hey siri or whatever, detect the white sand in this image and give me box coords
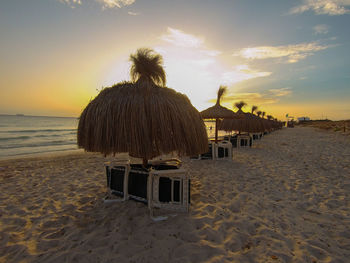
[0,127,349,263]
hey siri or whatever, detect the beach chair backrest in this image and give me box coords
[148,168,190,213]
[128,166,149,203]
[105,164,130,199]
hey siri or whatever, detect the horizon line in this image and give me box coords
[0,113,78,119]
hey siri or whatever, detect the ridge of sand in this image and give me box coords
[0,126,349,262]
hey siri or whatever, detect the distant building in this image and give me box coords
[298,117,310,121]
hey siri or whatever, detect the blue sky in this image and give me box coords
[0,0,349,119]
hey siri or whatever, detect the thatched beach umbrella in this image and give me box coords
[256,110,269,132]
[200,86,237,143]
[78,48,208,166]
[249,105,266,132]
[256,111,262,118]
[267,115,280,130]
[219,102,265,134]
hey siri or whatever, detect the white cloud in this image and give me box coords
[59,0,81,7]
[235,42,330,63]
[290,0,350,15]
[154,28,271,110]
[127,11,140,16]
[222,93,278,106]
[101,28,274,111]
[268,87,292,97]
[98,0,135,9]
[221,65,272,85]
[59,0,135,9]
[313,24,330,34]
[221,88,293,107]
[160,28,205,49]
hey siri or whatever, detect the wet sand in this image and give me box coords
[0,126,349,263]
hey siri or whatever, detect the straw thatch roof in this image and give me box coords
[77,48,208,161]
[219,102,265,133]
[200,86,237,119]
[251,105,258,114]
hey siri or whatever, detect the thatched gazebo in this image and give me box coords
[200,86,237,143]
[77,48,208,166]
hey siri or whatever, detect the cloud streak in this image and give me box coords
[127,11,140,15]
[235,42,331,63]
[59,0,81,7]
[160,28,206,49]
[313,24,330,34]
[269,88,292,97]
[290,0,350,15]
[219,88,293,106]
[221,65,272,85]
[98,0,135,9]
[59,0,135,9]
[154,28,272,110]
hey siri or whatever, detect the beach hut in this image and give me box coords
[77,48,208,217]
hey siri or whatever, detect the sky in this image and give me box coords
[0,0,349,120]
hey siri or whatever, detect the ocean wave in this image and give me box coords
[0,136,31,141]
[0,128,77,133]
[0,140,77,150]
[0,133,76,141]
[0,146,79,159]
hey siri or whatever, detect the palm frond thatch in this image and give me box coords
[216,86,226,105]
[200,86,236,119]
[235,101,247,110]
[130,48,166,86]
[78,82,208,160]
[200,85,240,142]
[219,106,265,133]
[251,105,258,114]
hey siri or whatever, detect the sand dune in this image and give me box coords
[0,126,350,262]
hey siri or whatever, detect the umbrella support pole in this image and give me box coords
[215,118,219,143]
[142,158,148,168]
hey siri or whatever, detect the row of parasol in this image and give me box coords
[77,48,283,164]
[200,86,284,142]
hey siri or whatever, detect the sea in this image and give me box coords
[0,115,228,160]
[205,120,230,139]
[0,115,78,159]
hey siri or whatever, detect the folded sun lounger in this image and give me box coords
[105,159,190,220]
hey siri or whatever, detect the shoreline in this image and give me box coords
[0,149,85,163]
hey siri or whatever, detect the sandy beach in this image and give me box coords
[1,126,350,263]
